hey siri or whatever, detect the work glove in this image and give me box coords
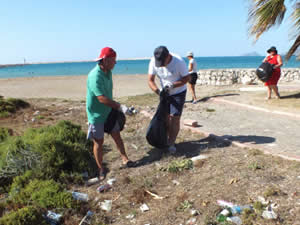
[163,82,174,93]
[119,104,132,115]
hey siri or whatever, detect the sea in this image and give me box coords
[1,56,300,79]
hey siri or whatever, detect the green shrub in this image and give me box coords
[0,120,96,181]
[167,159,193,173]
[0,206,47,225]
[0,97,29,118]
[0,127,12,142]
[10,179,76,209]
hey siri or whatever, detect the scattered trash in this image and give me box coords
[229,178,239,184]
[71,191,89,202]
[186,217,197,224]
[172,180,180,185]
[217,200,251,215]
[44,211,62,225]
[129,106,138,114]
[32,118,36,122]
[270,203,279,209]
[145,190,164,200]
[33,110,40,116]
[126,214,135,219]
[97,184,111,193]
[131,144,138,150]
[220,209,231,216]
[216,214,227,222]
[79,211,94,225]
[190,155,208,162]
[217,200,234,208]
[107,178,116,186]
[262,209,278,219]
[257,196,269,205]
[190,209,200,216]
[86,177,100,186]
[183,119,198,127]
[140,203,150,212]
[100,200,112,212]
[227,216,242,225]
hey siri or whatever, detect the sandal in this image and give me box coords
[119,160,137,169]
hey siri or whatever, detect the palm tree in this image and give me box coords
[248,0,300,60]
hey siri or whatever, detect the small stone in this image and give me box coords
[172,180,180,186]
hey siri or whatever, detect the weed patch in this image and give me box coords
[0,97,30,118]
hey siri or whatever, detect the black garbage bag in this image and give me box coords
[146,90,169,148]
[104,109,126,133]
[256,62,274,82]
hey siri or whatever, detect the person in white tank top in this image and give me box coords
[186,51,198,103]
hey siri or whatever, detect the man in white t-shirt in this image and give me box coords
[187,51,198,103]
[148,46,190,154]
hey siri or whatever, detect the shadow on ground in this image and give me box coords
[280,92,300,99]
[221,134,276,145]
[134,136,230,167]
[199,93,240,102]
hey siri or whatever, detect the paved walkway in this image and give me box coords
[182,96,300,160]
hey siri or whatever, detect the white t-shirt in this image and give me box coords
[189,58,197,73]
[148,53,189,96]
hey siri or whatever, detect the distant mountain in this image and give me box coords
[241,52,261,56]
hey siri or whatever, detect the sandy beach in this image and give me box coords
[0,74,152,100]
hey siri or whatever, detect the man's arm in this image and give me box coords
[97,95,120,110]
[173,75,191,88]
[188,62,193,72]
[148,74,160,95]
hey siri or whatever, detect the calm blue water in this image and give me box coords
[1,56,299,79]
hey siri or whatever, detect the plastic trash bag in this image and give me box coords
[104,109,126,133]
[256,62,274,82]
[146,90,169,148]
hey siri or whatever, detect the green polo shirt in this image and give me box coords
[86,65,113,124]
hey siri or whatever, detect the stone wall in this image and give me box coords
[196,68,300,85]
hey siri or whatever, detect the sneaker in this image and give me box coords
[192,100,198,104]
[168,145,177,154]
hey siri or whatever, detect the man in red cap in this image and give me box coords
[86,47,135,181]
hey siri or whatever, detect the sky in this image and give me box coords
[0,0,297,64]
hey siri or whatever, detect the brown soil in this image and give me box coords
[1,95,300,225]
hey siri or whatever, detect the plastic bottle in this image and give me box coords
[71,191,89,202]
[230,205,252,215]
[44,211,62,225]
[97,184,111,193]
[86,177,100,186]
[79,211,94,225]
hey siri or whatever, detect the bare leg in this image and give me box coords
[188,83,197,101]
[266,86,272,99]
[110,131,129,164]
[272,85,280,98]
[93,138,105,179]
[168,115,181,145]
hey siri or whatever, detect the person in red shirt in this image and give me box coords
[263,46,283,99]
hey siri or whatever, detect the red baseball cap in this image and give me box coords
[95,47,117,61]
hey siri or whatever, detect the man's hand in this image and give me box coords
[163,82,174,93]
[119,104,132,115]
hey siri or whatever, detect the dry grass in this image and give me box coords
[1,96,300,224]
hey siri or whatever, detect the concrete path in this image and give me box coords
[182,96,300,160]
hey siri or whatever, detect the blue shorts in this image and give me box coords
[87,122,120,140]
[168,90,186,116]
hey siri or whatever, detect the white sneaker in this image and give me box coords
[168,145,177,154]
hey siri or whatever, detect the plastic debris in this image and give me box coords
[71,191,89,202]
[220,209,231,216]
[262,206,278,219]
[190,209,200,216]
[145,190,164,199]
[140,203,150,212]
[33,111,40,116]
[107,178,116,186]
[97,184,111,193]
[172,180,180,185]
[190,155,208,162]
[79,211,94,225]
[217,200,234,208]
[257,196,269,205]
[44,211,62,225]
[227,216,242,225]
[186,217,197,224]
[100,200,112,212]
[86,177,100,186]
[126,214,135,219]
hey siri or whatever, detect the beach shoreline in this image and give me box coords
[0,74,151,100]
